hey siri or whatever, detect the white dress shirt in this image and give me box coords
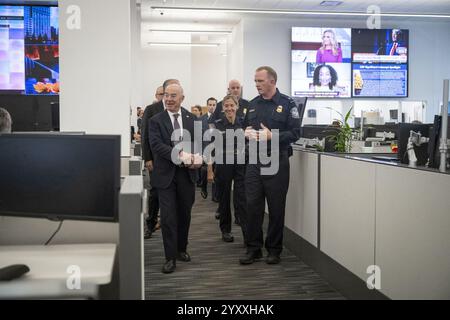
[167,109,184,138]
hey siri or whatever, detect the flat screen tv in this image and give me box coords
[291,27,352,98]
[0,134,120,222]
[351,28,409,98]
[0,5,59,95]
[291,27,409,98]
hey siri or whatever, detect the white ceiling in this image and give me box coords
[142,0,450,18]
[141,0,450,47]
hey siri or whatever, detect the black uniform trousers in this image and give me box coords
[158,166,195,261]
[146,184,159,231]
[245,153,290,255]
[216,163,247,241]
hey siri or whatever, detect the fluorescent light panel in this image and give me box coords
[151,6,450,19]
[149,29,232,34]
[320,1,343,6]
[148,42,220,47]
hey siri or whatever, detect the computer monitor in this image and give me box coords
[389,109,398,120]
[397,123,432,165]
[301,125,340,151]
[0,134,120,222]
[50,102,60,131]
[428,115,450,169]
[291,97,308,126]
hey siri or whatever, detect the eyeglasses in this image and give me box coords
[164,93,178,99]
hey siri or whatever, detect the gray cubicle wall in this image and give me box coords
[284,149,450,299]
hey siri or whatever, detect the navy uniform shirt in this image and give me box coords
[212,112,246,163]
[208,98,250,126]
[243,88,301,153]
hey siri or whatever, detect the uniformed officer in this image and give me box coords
[239,66,301,265]
[208,79,250,126]
[209,79,250,224]
[213,95,248,244]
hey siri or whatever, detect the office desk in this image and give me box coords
[0,243,116,299]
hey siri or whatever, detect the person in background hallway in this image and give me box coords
[209,80,249,224]
[0,107,12,133]
[199,97,217,200]
[191,105,202,118]
[142,81,179,239]
[136,108,144,137]
[240,66,301,265]
[213,95,247,244]
[191,105,204,191]
[148,83,202,274]
[153,86,165,103]
[209,79,250,125]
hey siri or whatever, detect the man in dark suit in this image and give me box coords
[148,83,203,274]
[142,80,179,239]
[387,29,407,56]
[198,98,217,199]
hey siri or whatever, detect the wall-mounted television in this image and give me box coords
[0,5,59,95]
[0,134,121,222]
[352,28,408,98]
[291,27,409,99]
[291,27,352,98]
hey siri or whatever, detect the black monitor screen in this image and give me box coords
[291,96,308,126]
[0,134,120,221]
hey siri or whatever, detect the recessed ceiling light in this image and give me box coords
[149,29,232,35]
[150,6,450,19]
[148,42,220,47]
[320,1,343,6]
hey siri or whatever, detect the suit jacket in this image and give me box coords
[141,100,164,162]
[199,114,209,133]
[148,108,199,189]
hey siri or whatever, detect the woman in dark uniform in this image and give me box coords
[213,95,247,244]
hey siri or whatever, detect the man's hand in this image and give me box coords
[145,160,153,172]
[245,126,258,140]
[179,151,193,166]
[188,153,203,170]
[258,123,272,141]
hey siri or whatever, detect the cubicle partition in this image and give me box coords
[0,136,145,299]
[284,147,450,299]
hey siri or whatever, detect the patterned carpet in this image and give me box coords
[144,188,345,300]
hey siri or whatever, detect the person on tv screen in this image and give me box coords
[309,64,347,96]
[387,29,407,56]
[316,29,342,63]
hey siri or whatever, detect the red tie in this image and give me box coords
[390,42,398,55]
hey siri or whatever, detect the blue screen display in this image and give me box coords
[0,5,59,95]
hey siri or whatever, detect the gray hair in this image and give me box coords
[0,107,12,133]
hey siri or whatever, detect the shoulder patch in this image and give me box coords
[290,107,300,119]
